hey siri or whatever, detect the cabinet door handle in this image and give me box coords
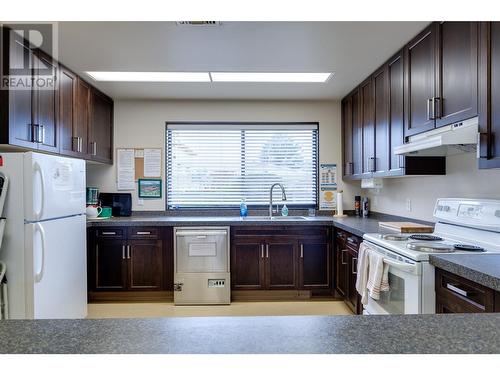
[477,132,489,159]
[72,137,79,152]
[31,124,40,143]
[261,244,264,258]
[446,283,468,297]
[127,245,131,259]
[300,244,304,258]
[427,98,433,120]
[39,124,45,144]
[79,137,83,153]
[398,155,405,169]
[352,257,358,274]
[341,249,348,265]
[433,97,441,119]
[122,245,126,260]
[266,244,269,258]
[90,141,97,156]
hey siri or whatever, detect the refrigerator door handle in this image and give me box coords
[34,223,46,283]
[33,161,45,220]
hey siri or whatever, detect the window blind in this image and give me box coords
[166,123,319,209]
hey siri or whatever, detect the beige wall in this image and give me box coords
[87,99,360,211]
[363,152,500,222]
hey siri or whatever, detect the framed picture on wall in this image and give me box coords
[138,179,162,198]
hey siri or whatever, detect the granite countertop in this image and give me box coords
[430,254,500,292]
[1,314,499,354]
[87,213,410,237]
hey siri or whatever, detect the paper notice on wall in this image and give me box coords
[143,148,162,177]
[319,186,337,210]
[117,149,135,190]
[320,163,337,187]
[319,163,337,211]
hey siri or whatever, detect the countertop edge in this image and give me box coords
[429,255,500,293]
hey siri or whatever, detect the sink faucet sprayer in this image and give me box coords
[269,183,287,218]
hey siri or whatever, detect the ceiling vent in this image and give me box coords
[176,21,221,26]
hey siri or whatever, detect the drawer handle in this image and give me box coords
[341,249,348,265]
[136,231,151,235]
[347,237,356,244]
[102,231,116,235]
[446,283,468,297]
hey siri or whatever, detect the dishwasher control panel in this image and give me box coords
[208,279,226,288]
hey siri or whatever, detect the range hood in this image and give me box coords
[394,117,478,156]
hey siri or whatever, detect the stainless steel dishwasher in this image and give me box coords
[173,227,230,305]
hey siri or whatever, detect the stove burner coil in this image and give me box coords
[406,242,455,253]
[409,234,443,241]
[453,244,485,252]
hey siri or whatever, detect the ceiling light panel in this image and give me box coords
[86,71,211,82]
[210,72,333,83]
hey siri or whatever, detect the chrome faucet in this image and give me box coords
[269,183,287,218]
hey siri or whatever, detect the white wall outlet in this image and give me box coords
[406,198,412,212]
[137,199,144,206]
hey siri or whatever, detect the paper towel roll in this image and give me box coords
[336,191,343,216]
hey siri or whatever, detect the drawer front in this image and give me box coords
[346,235,360,250]
[95,227,126,239]
[435,269,495,313]
[128,226,161,240]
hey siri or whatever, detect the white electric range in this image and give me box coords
[362,198,500,315]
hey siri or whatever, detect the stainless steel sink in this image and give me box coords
[241,216,309,221]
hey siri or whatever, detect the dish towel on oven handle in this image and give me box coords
[356,242,390,305]
[366,248,390,300]
[355,242,370,305]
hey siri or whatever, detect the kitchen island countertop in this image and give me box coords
[430,253,500,292]
[1,313,499,354]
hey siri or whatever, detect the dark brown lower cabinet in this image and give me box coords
[334,231,348,297]
[299,238,330,289]
[231,226,331,296]
[128,240,163,290]
[266,239,297,289]
[87,227,172,302]
[231,237,265,290]
[94,239,127,291]
[435,268,498,313]
[335,229,362,314]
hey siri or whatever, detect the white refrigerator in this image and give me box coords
[0,152,87,319]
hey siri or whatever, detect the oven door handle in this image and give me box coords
[382,258,419,274]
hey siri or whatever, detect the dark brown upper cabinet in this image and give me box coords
[404,24,437,137]
[58,65,79,157]
[405,22,478,138]
[387,50,406,175]
[89,87,113,164]
[360,77,375,177]
[341,95,354,177]
[342,88,363,178]
[0,30,58,152]
[478,22,500,169]
[1,26,113,164]
[373,66,390,176]
[436,22,478,128]
[32,49,58,153]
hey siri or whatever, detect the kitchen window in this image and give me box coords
[166,122,319,209]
